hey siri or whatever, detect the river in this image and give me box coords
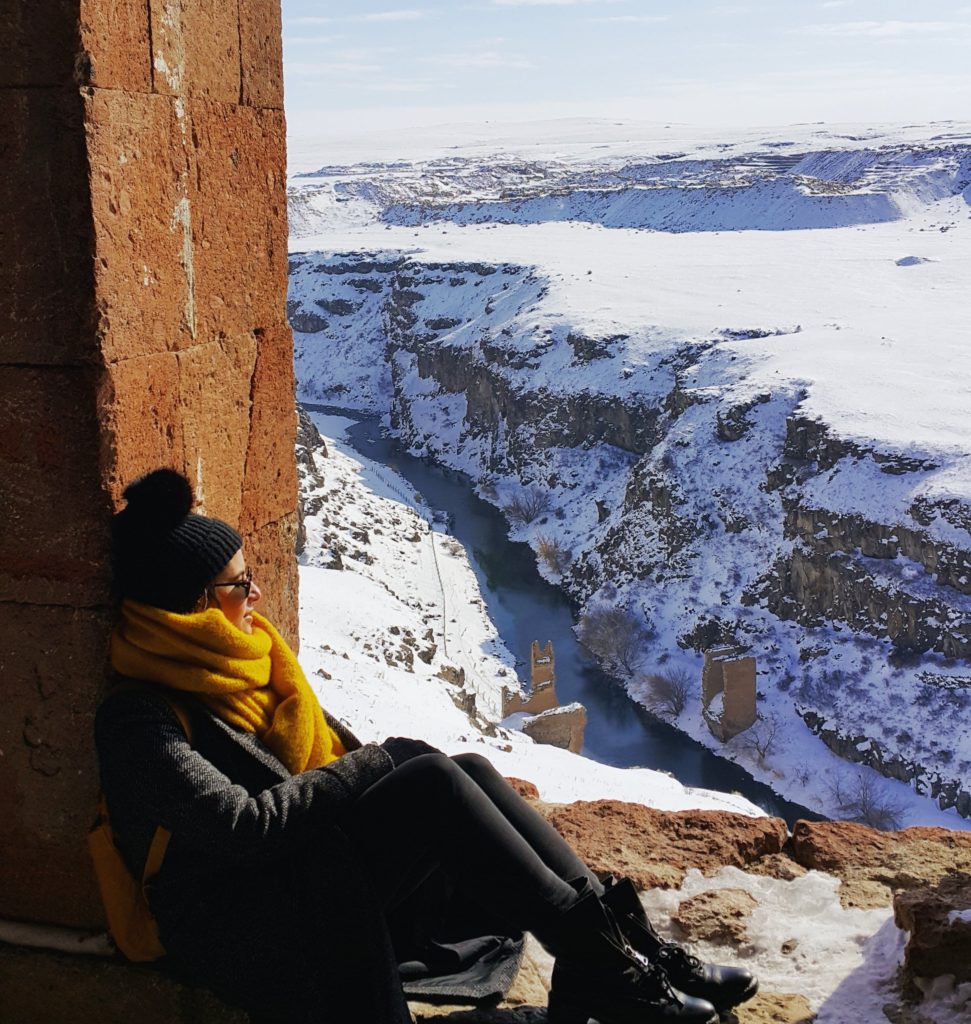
[308,404,820,826]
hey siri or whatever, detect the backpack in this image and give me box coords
[87,692,193,962]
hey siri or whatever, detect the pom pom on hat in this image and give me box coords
[121,468,194,531]
[112,468,243,613]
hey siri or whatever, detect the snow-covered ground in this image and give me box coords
[286,118,971,829]
[295,410,971,1024]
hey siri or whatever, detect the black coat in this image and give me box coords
[95,682,413,1023]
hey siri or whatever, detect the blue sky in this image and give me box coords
[281,1,971,136]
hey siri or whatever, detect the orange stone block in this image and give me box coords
[244,512,300,647]
[187,100,289,338]
[0,90,97,366]
[149,0,241,103]
[98,352,185,502]
[84,89,195,361]
[176,333,258,526]
[240,0,284,109]
[78,0,152,92]
[0,367,111,606]
[241,325,298,532]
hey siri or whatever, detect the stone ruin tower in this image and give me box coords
[501,641,587,755]
[502,640,559,716]
[2,2,296,1016]
[702,646,758,741]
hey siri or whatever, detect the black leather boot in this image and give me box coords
[545,884,718,1024]
[602,876,758,1014]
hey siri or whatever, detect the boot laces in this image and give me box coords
[657,942,705,979]
[629,950,683,1005]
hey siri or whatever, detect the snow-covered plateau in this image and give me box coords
[286,118,971,829]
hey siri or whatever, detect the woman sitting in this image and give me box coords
[95,468,757,1023]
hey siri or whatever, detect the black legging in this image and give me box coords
[339,752,604,947]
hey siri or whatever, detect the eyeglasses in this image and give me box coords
[210,567,254,598]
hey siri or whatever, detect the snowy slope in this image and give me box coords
[297,411,760,815]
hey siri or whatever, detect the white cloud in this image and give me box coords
[284,35,339,45]
[286,61,383,78]
[820,0,851,8]
[802,20,971,37]
[493,0,619,6]
[287,10,426,26]
[361,9,426,21]
[366,79,439,93]
[588,15,669,23]
[423,50,537,69]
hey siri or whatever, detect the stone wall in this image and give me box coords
[521,703,587,754]
[702,647,758,742]
[0,0,296,930]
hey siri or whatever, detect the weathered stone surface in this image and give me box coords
[0,367,111,607]
[149,0,241,102]
[673,888,759,945]
[0,605,113,927]
[894,874,971,982]
[244,511,301,647]
[541,802,788,890]
[84,89,195,361]
[0,944,246,1024]
[239,0,285,108]
[174,334,257,525]
[790,820,971,909]
[0,90,96,366]
[187,101,289,339]
[241,326,298,533]
[78,0,152,92]
[98,353,185,493]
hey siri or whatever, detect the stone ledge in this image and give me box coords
[0,943,246,1024]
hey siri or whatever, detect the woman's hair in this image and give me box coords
[112,468,242,613]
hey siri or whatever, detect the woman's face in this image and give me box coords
[209,549,262,633]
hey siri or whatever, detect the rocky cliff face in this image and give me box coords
[288,250,971,820]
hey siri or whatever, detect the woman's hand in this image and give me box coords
[380,736,440,767]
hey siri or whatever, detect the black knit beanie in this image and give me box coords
[112,468,243,613]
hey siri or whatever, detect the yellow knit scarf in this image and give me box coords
[110,600,344,773]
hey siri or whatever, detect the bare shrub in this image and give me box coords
[738,715,780,766]
[830,771,907,831]
[503,485,551,526]
[536,534,571,575]
[643,669,691,719]
[578,603,651,675]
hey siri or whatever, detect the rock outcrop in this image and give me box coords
[539,801,789,890]
[790,819,971,909]
[894,874,971,984]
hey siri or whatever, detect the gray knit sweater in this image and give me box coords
[94,681,395,891]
